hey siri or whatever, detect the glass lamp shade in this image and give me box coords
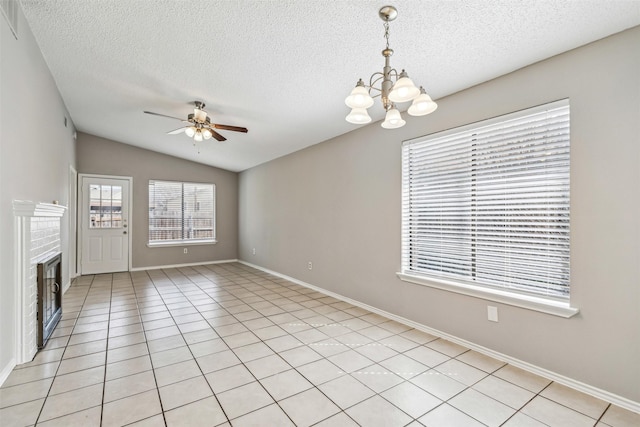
[389,73,420,103]
[408,89,438,116]
[381,107,406,129]
[345,85,374,109]
[185,127,196,137]
[202,129,213,140]
[194,130,203,142]
[346,108,372,124]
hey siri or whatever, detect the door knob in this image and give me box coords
[123,231,127,234]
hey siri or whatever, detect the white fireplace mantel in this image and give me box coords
[13,200,67,217]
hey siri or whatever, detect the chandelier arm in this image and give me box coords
[369,74,386,90]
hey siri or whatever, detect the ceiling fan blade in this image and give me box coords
[213,124,248,133]
[210,129,227,142]
[167,127,188,135]
[143,111,184,121]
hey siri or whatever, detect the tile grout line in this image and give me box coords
[186,264,361,425]
[169,265,300,426]
[191,264,633,424]
[32,275,96,426]
[162,264,307,425]
[204,263,441,425]
[7,263,626,426]
[225,264,516,425]
[595,403,612,426]
[198,264,484,425]
[128,269,170,427]
[158,264,330,425]
[178,264,391,426]
[98,273,116,427]
[142,267,231,426]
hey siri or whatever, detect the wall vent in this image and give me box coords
[1,0,19,39]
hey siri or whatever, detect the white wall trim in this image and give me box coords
[238,260,640,414]
[13,215,27,365]
[131,259,239,272]
[68,165,78,279]
[0,358,16,387]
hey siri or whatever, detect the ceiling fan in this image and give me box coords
[144,101,248,142]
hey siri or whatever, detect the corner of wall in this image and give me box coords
[0,358,16,387]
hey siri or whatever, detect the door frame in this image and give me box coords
[78,173,133,274]
[68,165,78,283]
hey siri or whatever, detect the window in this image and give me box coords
[89,184,122,228]
[148,180,215,245]
[400,100,574,315]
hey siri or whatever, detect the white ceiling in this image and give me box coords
[20,0,640,172]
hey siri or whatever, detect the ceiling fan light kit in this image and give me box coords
[345,5,437,129]
[144,101,248,151]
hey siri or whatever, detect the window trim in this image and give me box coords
[148,180,216,246]
[397,272,578,318]
[398,99,579,318]
[147,239,217,248]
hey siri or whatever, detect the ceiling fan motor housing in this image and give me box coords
[193,109,207,123]
[144,100,247,144]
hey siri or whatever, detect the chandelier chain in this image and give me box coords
[384,21,390,49]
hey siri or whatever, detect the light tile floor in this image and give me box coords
[1,263,638,427]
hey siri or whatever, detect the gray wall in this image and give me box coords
[239,26,640,402]
[76,133,238,269]
[1,9,76,376]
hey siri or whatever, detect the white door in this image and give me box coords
[80,176,131,274]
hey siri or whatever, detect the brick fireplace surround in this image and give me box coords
[13,201,67,365]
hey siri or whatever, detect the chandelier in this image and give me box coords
[344,5,437,129]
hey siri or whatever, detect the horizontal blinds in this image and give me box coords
[149,180,215,242]
[183,183,215,241]
[402,100,570,299]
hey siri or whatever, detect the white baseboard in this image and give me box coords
[238,260,640,414]
[0,358,16,387]
[62,280,71,294]
[130,259,239,272]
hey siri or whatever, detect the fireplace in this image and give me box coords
[13,200,67,364]
[37,253,62,349]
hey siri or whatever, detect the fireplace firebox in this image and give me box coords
[37,253,62,349]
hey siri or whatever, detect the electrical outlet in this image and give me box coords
[252,248,256,255]
[183,248,188,254]
[487,306,499,322]
[307,261,313,270]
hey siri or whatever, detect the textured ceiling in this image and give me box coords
[20,0,640,172]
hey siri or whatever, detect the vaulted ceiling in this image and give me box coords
[21,0,640,172]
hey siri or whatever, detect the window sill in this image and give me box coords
[396,272,579,318]
[147,240,217,248]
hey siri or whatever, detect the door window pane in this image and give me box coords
[89,184,123,229]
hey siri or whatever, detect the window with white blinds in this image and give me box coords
[401,100,570,301]
[149,180,216,244]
